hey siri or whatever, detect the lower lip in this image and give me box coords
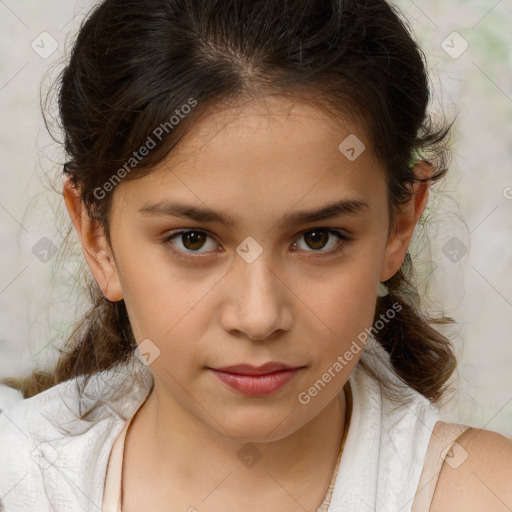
[209,368,301,396]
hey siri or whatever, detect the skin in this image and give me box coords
[63,95,512,511]
[430,426,512,511]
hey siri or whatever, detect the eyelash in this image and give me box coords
[162,228,352,260]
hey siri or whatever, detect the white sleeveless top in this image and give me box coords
[102,337,458,512]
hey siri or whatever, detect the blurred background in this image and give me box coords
[0,0,511,434]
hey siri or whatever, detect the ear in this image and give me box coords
[380,161,433,282]
[62,175,123,301]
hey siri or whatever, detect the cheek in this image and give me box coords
[304,272,378,347]
[294,242,382,332]
[117,252,219,368]
[293,254,383,392]
[123,276,213,344]
[113,234,195,318]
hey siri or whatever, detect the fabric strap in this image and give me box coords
[102,419,129,512]
[411,420,471,512]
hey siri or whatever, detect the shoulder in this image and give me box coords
[0,374,131,511]
[0,378,80,468]
[0,383,64,510]
[431,425,512,511]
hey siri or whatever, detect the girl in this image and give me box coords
[1,0,511,511]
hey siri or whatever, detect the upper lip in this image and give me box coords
[210,362,302,375]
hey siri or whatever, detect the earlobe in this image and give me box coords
[380,161,432,282]
[62,176,123,302]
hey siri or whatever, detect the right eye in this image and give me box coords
[162,229,221,258]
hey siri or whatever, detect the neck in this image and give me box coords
[123,382,349,508]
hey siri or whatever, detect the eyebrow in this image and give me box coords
[139,198,369,228]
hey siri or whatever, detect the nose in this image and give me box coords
[219,251,293,341]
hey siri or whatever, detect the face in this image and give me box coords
[65,95,426,442]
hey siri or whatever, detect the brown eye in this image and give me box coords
[163,229,220,257]
[293,228,352,258]
[303,230,329,250]
[181,231,207,251]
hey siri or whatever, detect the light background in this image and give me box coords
[0,0,511,436]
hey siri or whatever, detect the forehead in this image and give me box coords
[112,95,386,219]
[171,95,369,160]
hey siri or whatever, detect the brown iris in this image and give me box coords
[181,231,207,251]
[303,230,328,250]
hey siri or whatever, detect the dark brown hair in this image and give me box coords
[3,0,457,405]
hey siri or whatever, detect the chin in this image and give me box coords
[208,409,306,444]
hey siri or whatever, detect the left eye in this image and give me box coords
[292,228,350,257]
[162,228,350,258]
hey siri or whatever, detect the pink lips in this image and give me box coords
[209,362,303,396]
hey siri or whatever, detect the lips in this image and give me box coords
[211,362,302,375]
[208,362,304,396]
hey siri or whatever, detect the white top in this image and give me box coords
[0,336,444,512]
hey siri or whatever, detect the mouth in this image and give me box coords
[209,362,303,375]
[207,362,305,396]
